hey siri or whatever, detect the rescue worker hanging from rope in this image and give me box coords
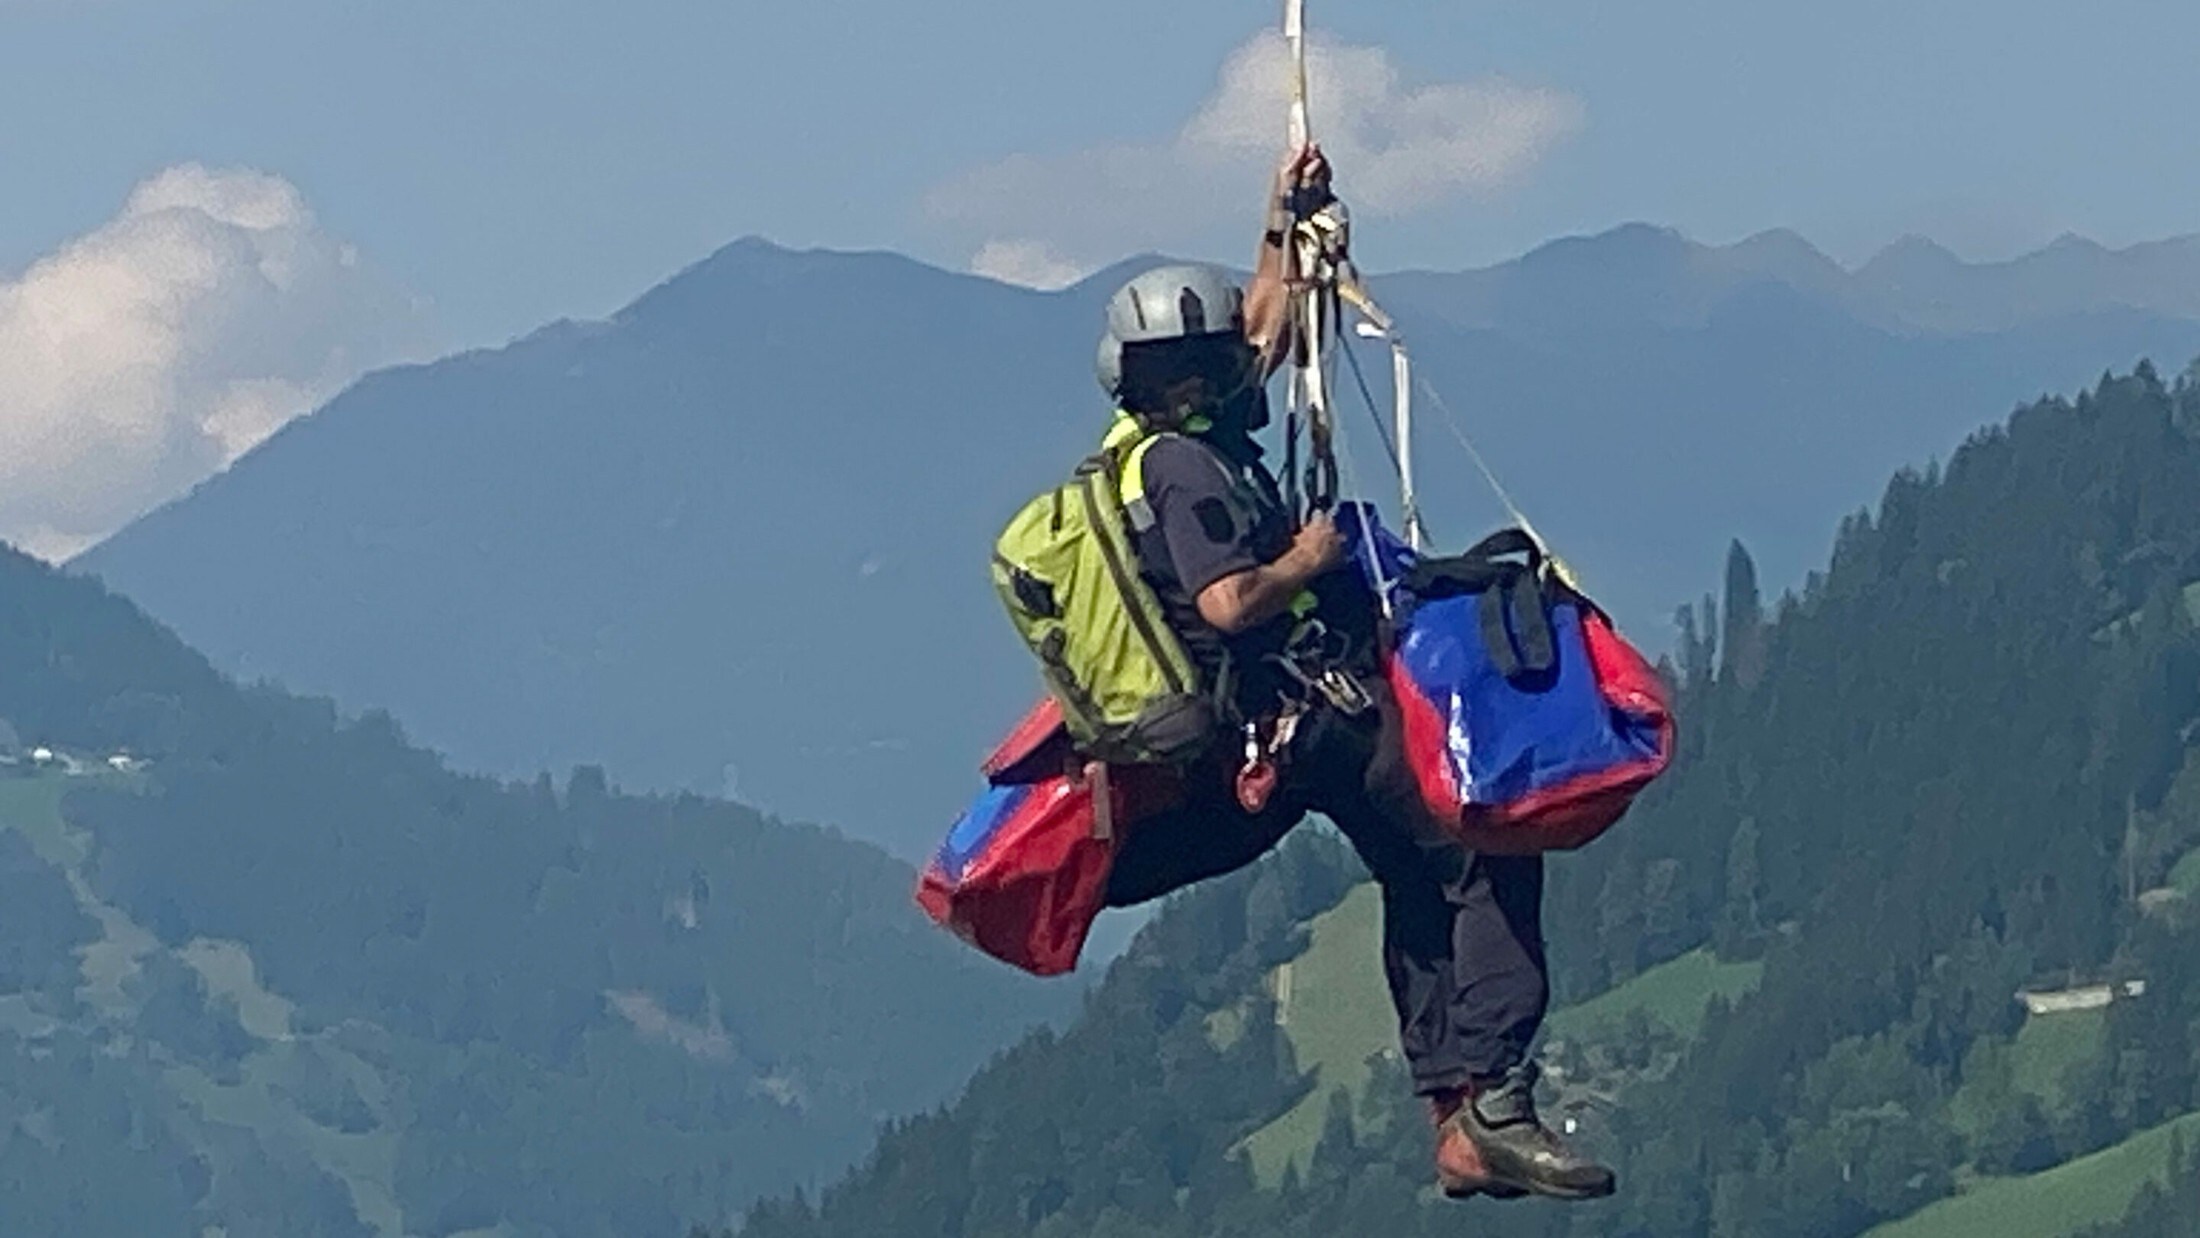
[922,0,1675,1205]
[1092,143,1618,1204]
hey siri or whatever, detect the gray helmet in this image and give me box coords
[1095,263,1248,399]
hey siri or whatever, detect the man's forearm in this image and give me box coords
[1245,193,1293,371]
[1197,554,1318,635]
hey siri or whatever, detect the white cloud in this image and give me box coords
[929,32,1584,278]
[969,239,1095,290]
[0,164,435,562]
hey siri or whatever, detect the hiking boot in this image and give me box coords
[1449,1064,1616,1201]
[1429,1091,1528,1201]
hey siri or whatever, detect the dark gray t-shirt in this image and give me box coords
[1130,433,1297,700]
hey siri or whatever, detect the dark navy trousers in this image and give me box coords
[1104,678,1549,1093]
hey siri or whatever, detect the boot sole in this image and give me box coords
[1447,1161,1616,1201]
[1448,1185,1532,1202]
[1437,1175,1530,1202]
[1497,1175,1616,1201]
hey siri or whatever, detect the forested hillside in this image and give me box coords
[0,548,1065,1237]
[724,362,2200,1238]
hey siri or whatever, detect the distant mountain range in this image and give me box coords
[75,225,2200,858]
[1385,225,2200,335]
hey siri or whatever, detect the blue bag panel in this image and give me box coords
[933,782,1034,884]
[1336,500,1416,601]
[1395,596,1662,808]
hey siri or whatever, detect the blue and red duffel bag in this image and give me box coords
[915,698,1169,976]
[1354,515,1674,854]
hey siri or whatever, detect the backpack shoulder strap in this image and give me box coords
[1093,413,1173,533]
[1119,434,1172,532]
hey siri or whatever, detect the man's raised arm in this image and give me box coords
[1244,144,1332,375]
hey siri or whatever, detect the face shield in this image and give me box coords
[1118,333,1264,430]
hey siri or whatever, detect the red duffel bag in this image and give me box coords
[916,699,1170,976]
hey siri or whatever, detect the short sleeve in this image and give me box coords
[1141,437,1266,599]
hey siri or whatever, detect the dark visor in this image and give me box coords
[1119,333,1258,412]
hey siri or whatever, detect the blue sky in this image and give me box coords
[8,0,2200,343]
[5,0,2200,556]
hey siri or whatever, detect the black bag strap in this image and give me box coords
[1481,570,1557,683]
[1402,527,1542,597]
[1461,526,1542,563]
[1401,527,1558,685]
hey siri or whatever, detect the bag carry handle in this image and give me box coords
[1086,762,1115,843]
[1400,527,1558,685]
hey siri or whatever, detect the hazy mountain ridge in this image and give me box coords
[1382,224,2200,336]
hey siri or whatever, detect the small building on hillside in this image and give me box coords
[2017,980,2148,1016]
[2140,887,2189,920]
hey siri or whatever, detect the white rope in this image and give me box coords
[1413,370,1590,590]
[1321,352,1399,620]
[1285,0,1311,151]
[1412,372,1541,543]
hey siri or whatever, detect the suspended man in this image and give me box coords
[1092,145,1617,1203]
